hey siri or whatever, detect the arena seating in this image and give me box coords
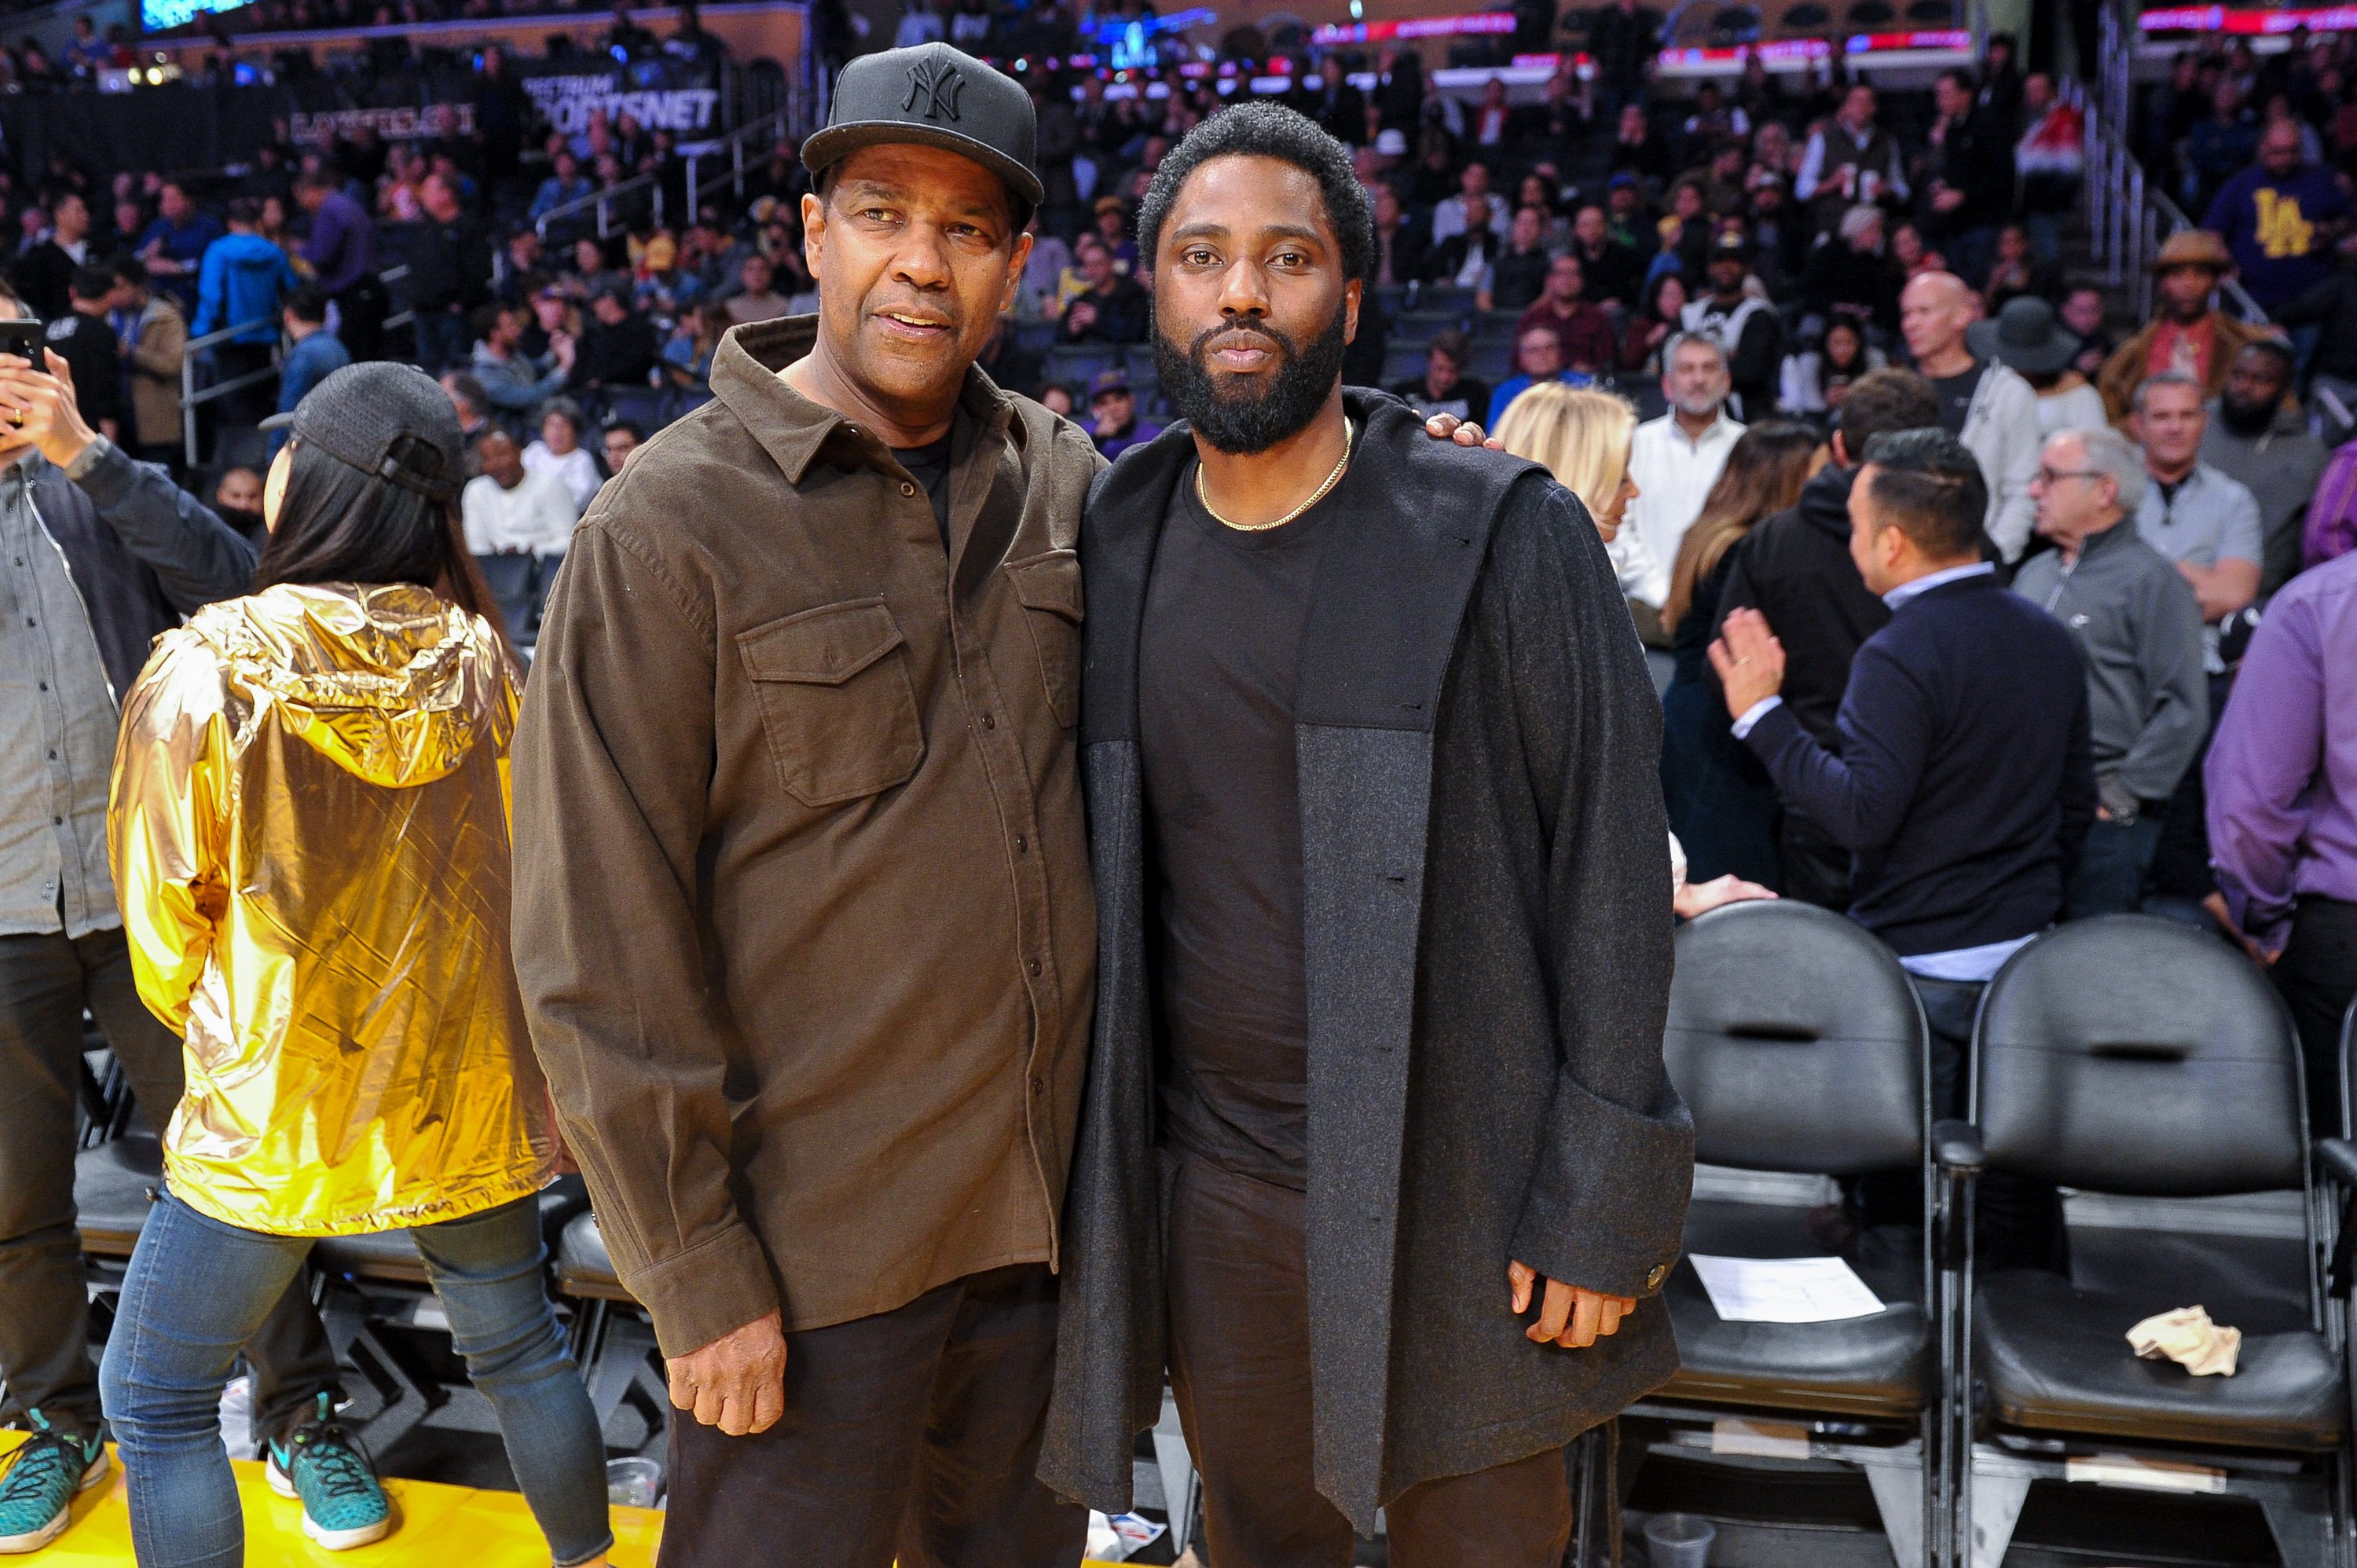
[1940,917,2355,1568]
[1648,899,1941,1566]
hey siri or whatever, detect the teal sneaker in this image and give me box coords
[265,1394,390,1551]
[0,1411,108,1554]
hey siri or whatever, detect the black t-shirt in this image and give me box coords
[1929,359,1986,438]
[1138,452,1350,1191]
[889,430,955,548]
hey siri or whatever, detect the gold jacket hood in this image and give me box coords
[108,582,552,1236]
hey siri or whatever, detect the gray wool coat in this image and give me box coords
[1038,392,1695,1530]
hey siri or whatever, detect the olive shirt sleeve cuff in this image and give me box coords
[617,1219,781,1359]
[64,433,112,483]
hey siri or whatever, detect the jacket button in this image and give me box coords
[1030,1075,1045,1096]
[1647,1264,1668,1289]
[1027,959,1042,977]
[900,482,916,497]
[1014,835,1028,853]
[982,713,996,731]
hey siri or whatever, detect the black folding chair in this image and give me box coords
[1938,916,2354,1568]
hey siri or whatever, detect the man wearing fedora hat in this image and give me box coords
[511,42,1099,1567]
[2097,228,2271,425]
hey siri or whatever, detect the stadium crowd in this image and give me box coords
[2,9,2357,1563]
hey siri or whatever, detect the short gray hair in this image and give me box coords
[1838,203,1882,244]
[1663,332,1728,372]
[2133,368,2204,415]
[2055,424,2147,515]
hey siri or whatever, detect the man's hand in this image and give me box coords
[666,1309,787,1436]
[1420,411,1506,450]
[2201,890,2283,967]
[0,350,99,472]
[1508,1260,1636,1349]
[1707,607,1787,718]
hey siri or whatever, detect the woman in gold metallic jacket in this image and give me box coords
[97,363,610,1568]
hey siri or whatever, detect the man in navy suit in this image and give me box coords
[1712,427,2095,1267]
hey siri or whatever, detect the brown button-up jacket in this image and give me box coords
[511,317,1099,1356]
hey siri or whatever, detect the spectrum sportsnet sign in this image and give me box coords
[521,63,720,135]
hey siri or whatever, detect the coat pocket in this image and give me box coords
[736,599,926,807]
[1006,548,1084,728]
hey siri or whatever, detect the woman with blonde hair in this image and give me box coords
[1494,379,1664,606]
[1497,380,1777,918]
[1658,420,1823,889]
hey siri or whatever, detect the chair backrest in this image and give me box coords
[1662,900,1926,1175]
[1977,916,2305,1196]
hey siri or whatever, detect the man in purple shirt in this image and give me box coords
[2203,120,2352,315]
[2208,549,2357,1133]
[295,170,385,362]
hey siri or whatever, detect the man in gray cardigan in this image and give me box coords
[2016,424,2209,917]
[1040,103,1692,1565]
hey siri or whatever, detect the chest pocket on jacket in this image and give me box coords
[1006,549,1084,727]
[737,599,926,807]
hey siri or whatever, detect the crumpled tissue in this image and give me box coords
[2128,1305,2242,1376]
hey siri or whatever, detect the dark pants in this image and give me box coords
[412,307,467,376]
[2276,896,2357,1138]
[1166,1156,1574,1568]
[331,274,388,365]
[658,1263,1083,1568]
[1853,974,2067,1274]
[2065,814,2165,921]
[0,928,342,1443]
[208,342,277,429]
[1779,810,1853,914]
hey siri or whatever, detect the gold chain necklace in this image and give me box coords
[1196,419,1356,533]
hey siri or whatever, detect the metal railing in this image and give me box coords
[2076,2,2269,327]
[181,262,412,468]
[533,102,797,241]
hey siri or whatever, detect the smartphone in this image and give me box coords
[0,321,44,365]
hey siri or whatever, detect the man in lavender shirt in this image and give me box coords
[295,169,385,362]
[2208,550,2357,1134]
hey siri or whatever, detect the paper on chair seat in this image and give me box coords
[1688,1255,1888,1322]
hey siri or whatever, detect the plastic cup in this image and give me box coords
[607,1455,663,1509]
[1644,1510,1717,1568]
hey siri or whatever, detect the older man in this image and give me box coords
[2016,426,2209,917]
[1626,332,1741,587]
[2132,370,2264,657]
[1899,270,2042,559]
[511,45,1103,1566]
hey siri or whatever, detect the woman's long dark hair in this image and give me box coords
[1663,421,1823,629]
[253,438,515,661]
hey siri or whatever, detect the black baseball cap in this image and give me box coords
[801,42,1043,211]
[259,361,466,504]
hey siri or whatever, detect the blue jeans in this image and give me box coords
[2066,814,2165,920]
[100,1190,611,1568]
[412,307,468,376]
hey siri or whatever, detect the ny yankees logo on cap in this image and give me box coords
[904,57,965,122]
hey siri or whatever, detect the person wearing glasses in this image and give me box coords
[2014,426,2209,918]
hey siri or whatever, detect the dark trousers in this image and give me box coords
[1854,974,2066,1273]
[412,307,467,377]
[2064,814,2165,921]
[658,1263,1082,1568]
[209,342,277,429]
[2276,896,2357,1138]
[1779,810,1853,914]
[331,274,388,365]
[0,928,341,1443]
[1166,1156,1574,1568]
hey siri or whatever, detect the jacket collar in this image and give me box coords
[710,314,1018,488]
